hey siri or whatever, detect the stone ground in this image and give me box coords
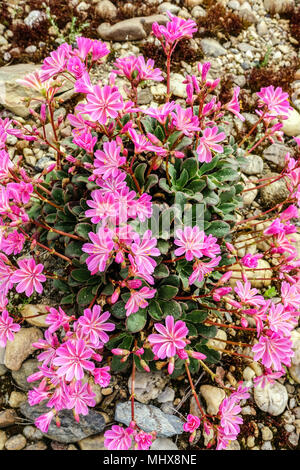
[0,0,300,451]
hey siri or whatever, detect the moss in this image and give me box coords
[197,1,250,40]
[246,60,300,95]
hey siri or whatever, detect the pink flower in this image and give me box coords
[33,330,59,366]
[0,309,20,347]
[84,85,123,124]
[129,230,160,278]
[224,86,245,121]
[53,339,95,381]
[143,102,176,125]
[171,105,200,137]
[281,281,300,310]
[234,280,265,307]
[219,396,243,436]
[256,85,291,119]
[189,257,221,285]
[77,305,115,345]
[213,287,232,302]
[134,431,153,450]
[136,56,163,82]
[92,40,110,61]
[93,366,111,387]
[67,381,96,420]
[11,258,46,297]
[152,12,197,46]
[82,227,114,274]
[85,190,117,224]
[267,303,294,337]
[75,37,94,60]
[46,306,72,333]
[40,43,72,81]
[196,126,226,163]
[0,149,13,179]
[73,131,97,153]
[104,425,134,450]
[241,253,263,268]
[35,411,55,433]
[125,287,156,317]
[1,231,25,255]
[7,181,33,204]
[94,140,126,180]
[183,414,201,433]
[252,332,293,371]
[67,56,86,79]
[253,368,285,388]
[174,226,206,261]
[148,315,189,359]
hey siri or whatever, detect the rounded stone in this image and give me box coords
[200,385,225,415]
[5,434,27,450]
[254,381,288,416]
[4,327,42,371]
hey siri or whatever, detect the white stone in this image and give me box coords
[254,381,288,416]
[282,108,300,136]
[200,385,225,415]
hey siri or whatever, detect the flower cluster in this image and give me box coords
[0,10,299,452]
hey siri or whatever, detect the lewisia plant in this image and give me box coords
[0,12,299,450]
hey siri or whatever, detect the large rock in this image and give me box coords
[115,401,183,437]
[229,259,272,288]
[200,385,225,415]
[260,173,290,207]
[200,38,227,57]
[20,402,106,443]
[289,329,300,384]
[128,371,168,404]
[282,108,300,136]
[263,143,291,171]
[254,381,288,416]
[20,304,49,328]
[98,15,168,41]
[4,327,42,371]
[95,0,117,20]
[12,359,40,390]
[240,154,263,175]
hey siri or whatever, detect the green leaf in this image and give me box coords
[197,155,220,176]
[206,220,230,238]
[134,163,147,186]
[185,310,208,323]
[197,324,217,338]
[75,223,93,239]
[60,293,75,304]
[182,158,198,178]
[51,188,64,204]
[148,299,164,320]
[157,285,179,300]
[154,124,165,142]
[53,279,70,293]
[153,263,169,279]
[195,344,220,364]
[160,300,182,319]
[126,310,147,333]
[65,241,84,258]
[77,286,95,305]
[71,269,91,282]
[144,174,158,192]
[111,301,126,319]
[213,167,239,182]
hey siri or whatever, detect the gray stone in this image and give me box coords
[78,433,105,450]
[4,327,42,371]
[200,38,227,57]
[260,173,290,207]
[150,437,178,450]
[98,15,168,41]
[254,381,288,416]
[24,441,47,450]
[257,20,268,36]
[24,10,47,28]
[157,387,175,404]
[115,401,183,437]
[263,143,291,170]
[20,402,106,443]
[0,346,5,364]
[35,156,55,172]
[12,359,41,390]
[261,441,273,450]
[240,154,263,175]
[23,425,44,441]
[128,371,168,404]
[0,364,7,376]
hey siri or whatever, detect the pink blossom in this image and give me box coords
[213,287,232,302]
[28,379,50,406]
[77,305,115,345]
[85,190,117,224]
[267,303,294,337]
[0,150,13,180]
[67,381,96,420]
[94,140,126,180]
[73,131,97,153]
[11,258,46,297]
[75,37,94,60]
[7,181,33,204]
[125,287,156,317]
[129,230,160,278]
[152,12,197,47]
[35,411,55,433]
[46,306,72,333]
[93,366,111,388]
[0,309,20,347]
[53,339,95,381]
[234,280,265,307]
[256,85,291,119]
[252,332,293,371]
[253,368,285,388]
[189,257,221,285]
[143,102,176,125]
[281,281,300,310]
[67,56,86,79]
[82,228,114,274]
[33,330,59,366]
[41,43,72,81]
[104,425,134,450]
[1,231,25,255]
[224,86,245,121]
[219,396,243,436]
[241,253,263,268]
[174,226,206,261]
[183,414,201,433]
[148,315,189,359]
[171,105,200,137]
[134,431,153,450]
[92,40,110,61]
[84,85,123,124]
[196,126,226,163]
